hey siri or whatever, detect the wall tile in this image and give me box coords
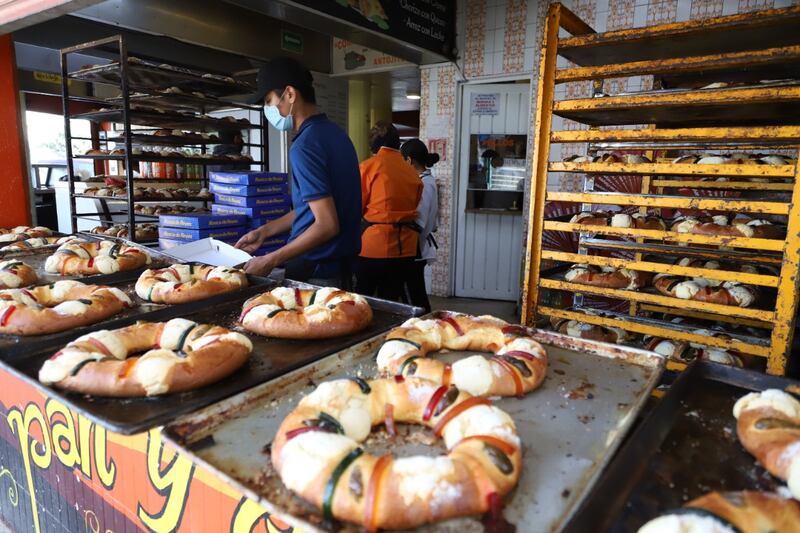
[493,51,504,75]
[647,0,679,24]
[524,47,536,71]
[607,0,636,30]
[594,10,609,31]
[502,0,527,73]
[676,0,692,20]
[463,0,487,78]
[493,27,505,53]
[633,3,649,25]
[570,0,598,27]
[484,49,495,77]
[737,0,775,10]
[690,0,724,18]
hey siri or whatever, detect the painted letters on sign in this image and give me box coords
[470,93,500,116]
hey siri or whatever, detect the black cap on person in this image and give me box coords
[246,57,314,105]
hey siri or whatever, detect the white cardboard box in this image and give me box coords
[160,238,286,281]
[161,238,251,267]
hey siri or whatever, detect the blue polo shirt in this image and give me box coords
[289,113,361,262]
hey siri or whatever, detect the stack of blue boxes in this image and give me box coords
[158,213,249,250]
[209,171,291,256]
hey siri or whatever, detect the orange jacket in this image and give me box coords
[359,147,423,258]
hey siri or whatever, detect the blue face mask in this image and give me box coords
[264,89,293,131]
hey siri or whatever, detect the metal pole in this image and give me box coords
[61,46,78,234]
[520,3,562,326]
[118,35,136,242]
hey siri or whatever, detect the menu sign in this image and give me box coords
[332,39,412,75]
[291,0,455,58]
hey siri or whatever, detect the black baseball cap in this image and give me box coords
[246,57,314,105]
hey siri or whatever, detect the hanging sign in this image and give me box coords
[291,0,455,58]
[470,93,500,116]
[332,39,411,75]
[281,30,304,54]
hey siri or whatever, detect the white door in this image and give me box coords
[454,83,530,300]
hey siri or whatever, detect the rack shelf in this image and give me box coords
[556,5,800,67]
[74,153,259,165]
[552,84,800,127]
[61,34,265,244]
[522,3,800,375]
[68,57,254,97]
[105,134,219,147]
[106,91,259,113]
[73,195,211,203]
[71,109,258,132]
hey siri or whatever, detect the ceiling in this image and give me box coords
[349,66,421,113]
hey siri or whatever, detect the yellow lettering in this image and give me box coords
[231,497,294,533]
[7,403,52,533]
[94,423,116,489]
[45,399,80,469]
[137,429,194,532]
[79,414,92,479]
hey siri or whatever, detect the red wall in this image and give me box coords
[0,34,31,227]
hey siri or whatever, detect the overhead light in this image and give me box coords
[406,89,421,100]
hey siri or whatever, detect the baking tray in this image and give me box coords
[107,91,258,113]
[161,325,665,533]
[0,236,173,286]
[564,362,800,533]
[0,274,272,358]
[69,59,254,98]
[71,109,258,133]
[0,231,81,257]
[0,282,420,435]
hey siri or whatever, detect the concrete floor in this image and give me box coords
[429,295,519,324]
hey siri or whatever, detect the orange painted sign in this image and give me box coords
[0,366,296,532]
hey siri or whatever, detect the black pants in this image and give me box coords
[355,257,416,302]
[284,256,353,290]
[404,260,431,313]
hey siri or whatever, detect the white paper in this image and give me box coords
[162,238,252,267]
[470,93,500,115]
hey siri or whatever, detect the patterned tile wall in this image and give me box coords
[419,0,790,296]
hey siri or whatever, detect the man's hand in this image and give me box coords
[235,227,265,253]
[244,252,280,276]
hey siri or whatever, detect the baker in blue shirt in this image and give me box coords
[236,57,361,288]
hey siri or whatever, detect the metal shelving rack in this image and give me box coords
[522,4,800,375]
[60,35,266,243]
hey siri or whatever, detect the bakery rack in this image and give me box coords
[522,4,800,375]
[60,34,265,243]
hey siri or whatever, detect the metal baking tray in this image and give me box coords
[564,362,800,533]
[0,283,419,435]
[71,109,258,133]
[0,237,173,285]
[0,231,82,257]
[0,274,272,358]
[70,59,254,97]
[161,325,665,533]
[107,92,258,113]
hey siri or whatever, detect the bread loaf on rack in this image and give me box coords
[565,264,651,289]
[550,314,635,344]
[671,215,784,239]
[569,211,665,230]
[653,274,758,307]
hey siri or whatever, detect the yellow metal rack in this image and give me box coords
[522,3,800,375]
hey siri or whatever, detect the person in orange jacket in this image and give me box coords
[355,121,422,301]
